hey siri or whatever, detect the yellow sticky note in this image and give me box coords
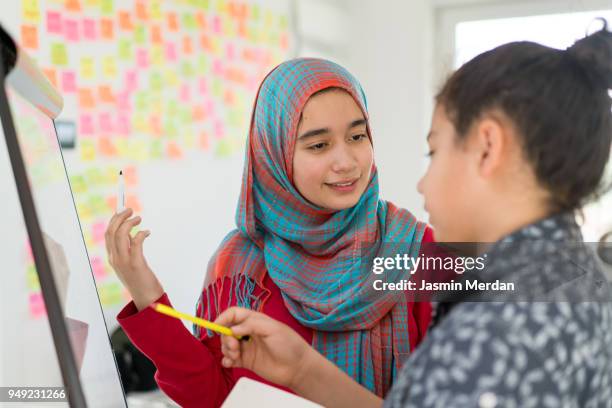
[150,45,164,66]
[22,0,41,23]
[102,56,117,78]
[50,43,68,66]
[80,139,96,161]
[80,57,95,80]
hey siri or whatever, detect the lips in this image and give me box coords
[324,177,360,192]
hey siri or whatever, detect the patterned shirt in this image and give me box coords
[385,213,612,407]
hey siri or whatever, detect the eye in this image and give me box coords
[425,150,435,158]
[350,134,367,142]
[308,142,328,151]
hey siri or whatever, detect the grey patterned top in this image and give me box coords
[384,213,612,408]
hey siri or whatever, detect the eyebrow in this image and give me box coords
[298,118,367,141]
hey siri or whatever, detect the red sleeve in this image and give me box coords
[408,226,435,350]
[117,293,233,408]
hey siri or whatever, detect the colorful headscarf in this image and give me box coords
[196,58,426,396]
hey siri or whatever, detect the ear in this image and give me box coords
[472,116,506,178]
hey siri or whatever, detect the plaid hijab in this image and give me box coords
[197,58,426,396]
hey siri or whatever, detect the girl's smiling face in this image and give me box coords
[293,89,373,211]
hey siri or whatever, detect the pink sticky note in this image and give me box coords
[116,92,131,111]
[212,16,221,34]
[29,292,47,318]
[214,120,224,139]
[179,84,190,102]
[125,70,138,91]
[212,59,223,76]
[99,112,114,133]
[164,42,177,62]
[61,71,76,92]
[117,113,131,135]
[47,11,63,34]
[83,18,97,40]
[92,222,106,244]
[79,114,95,136]
[204,99,214,116]
[226,43,235,60]
[25,241,34,262]
[136,48,149,68]
[64,18,79,42]
[90,256,106,279]
[198,77,208,95]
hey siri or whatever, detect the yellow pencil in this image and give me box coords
[151,303,247,340]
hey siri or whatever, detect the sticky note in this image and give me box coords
[182,36,193,54]
[164,42,177,62]
[123,165,138,186]
[91,222,106,244]
[21,25,38,49]
[50,43,68,66]
[69,174,87,193]
[78,88,95,109]
[136,48,149,68]
[29,292,47,319]
[79,114,95,135]
[26,265,40,291]
[118,11,133,30]
[99,112,114,133]
[64,18,80,42]
[79,57,95,79]
[117,113,131,134]
[102,56,117,78]
[100,18,114,39]
[179,84,190,103]
[46,11,63,34]
[199,132,210,150]
[166,140,183,159]
[135,0,148,20]
[22,0,41,23]
[65,0,81,12]
[98,85,115,103]
[42,68,58,88]
[167,12,178,31]
[134,24,146,44]
[195,11,206,29]
[61,71,77,92]
[214,120,224,139]
[99,282,123,306]
[83,18,97,40]
[100,0,113,15]
[150,139,163,159]
[212,16,221,34]
[150,45,164,66]
[118,38,132,60]
[116,92,130,111]
[98,137,117,156]
[147,24,162,44]
[90,256,106,279]
[181,61,195,77]
[149,0,162,19]
[164,68,179,87]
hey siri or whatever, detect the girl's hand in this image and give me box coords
[105,208,163,310]
[214,307,317,390]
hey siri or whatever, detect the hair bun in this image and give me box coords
[567,18,612,89]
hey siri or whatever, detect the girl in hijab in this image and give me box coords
[105,58,434,407]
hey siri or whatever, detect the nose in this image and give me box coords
[330,144,357,174]
[417,174,425,195]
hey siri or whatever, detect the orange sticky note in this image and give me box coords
[123,165,138,186]
[166,12,178,31]
[42,68,58,88]
[199,131,210,151]
[182,36,193,55]
[118,11,133,30]
[98,137,117,156]
[100,18,114,39]
[135,0,148,20]
[151,24,162,44]
[21,25,38,49]
[78,88,95,109]
[166,140,183,159]
[65,0,81,11]
[126,194,142,212]
[98,85,115,103]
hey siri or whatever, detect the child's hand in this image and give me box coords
[105,208,163,310]
[214,307,316,390]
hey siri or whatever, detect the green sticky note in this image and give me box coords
[50,43,68,66]
[181,61,195,78]
[134,24,147,44]
[212,78,222,97]
[118,38,132,60]
[150,139,163,159]
[149,72,164,91]
[135,91,149,111]
[100,0,113,14]
[182,13,196,30]
[215,138,233,158]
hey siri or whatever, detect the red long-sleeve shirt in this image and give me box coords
[118,228,434,407]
